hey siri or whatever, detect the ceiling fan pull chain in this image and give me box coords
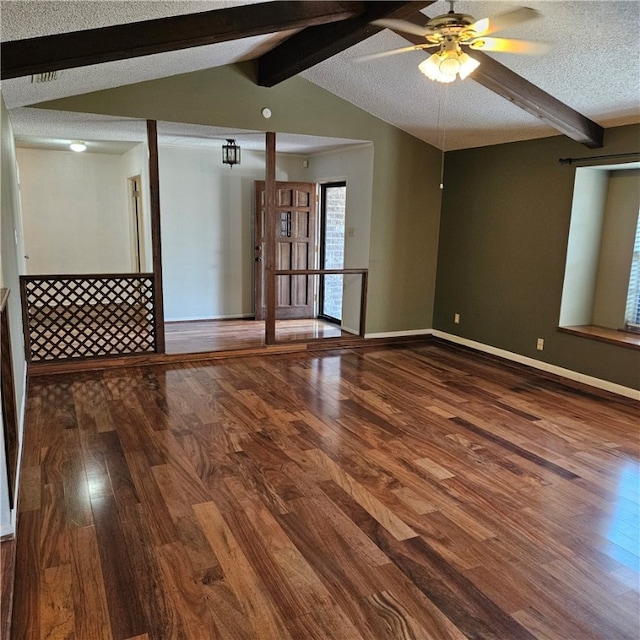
[437,84,450,190]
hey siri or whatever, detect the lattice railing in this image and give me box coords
[20,274,157,362]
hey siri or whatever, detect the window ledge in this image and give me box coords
[558,325,640,351]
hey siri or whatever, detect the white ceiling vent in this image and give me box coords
[30,71,59,83]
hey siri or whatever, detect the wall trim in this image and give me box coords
[433,330,640,401]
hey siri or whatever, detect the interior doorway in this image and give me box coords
[128,175,145,272]
[319,181,347,323]
[254,181,317,320]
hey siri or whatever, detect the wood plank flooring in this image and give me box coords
[10,342,640,639]
[1,536,16,639]
[165,318,346,354]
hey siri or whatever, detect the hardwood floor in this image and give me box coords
[10,342,640,639]
[1,536,16,639]
[165,318,347,354]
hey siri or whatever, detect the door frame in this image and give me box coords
[318,181,346,324]
[128,175,145,273]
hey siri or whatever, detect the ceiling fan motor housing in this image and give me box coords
[426,13,477,43]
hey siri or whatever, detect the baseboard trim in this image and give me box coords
[0,524,11,542]
[165,313,254,323]
[433,330,640,401]
[365,329,433,339]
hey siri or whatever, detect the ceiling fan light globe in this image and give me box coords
[418,54,443,81]
[439,55,461,76]
[458,52,480,79]
[419,48,478,83]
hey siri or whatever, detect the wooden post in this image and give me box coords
[147,120,165,353]
[265,132,277,345]
[359,271,368,338]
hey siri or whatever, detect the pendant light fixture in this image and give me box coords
[222,139,241,168]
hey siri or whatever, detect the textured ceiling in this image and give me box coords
[2,0,639,153]
[304,0,640,150]
[10,107,369,154]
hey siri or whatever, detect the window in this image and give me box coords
[319,182,346,323]
[624,210,640,330]
[559,165,640,334]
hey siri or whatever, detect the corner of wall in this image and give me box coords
[1,94,28,536]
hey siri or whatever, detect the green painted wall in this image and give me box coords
[434,124,640,389]
[36,63,443,334]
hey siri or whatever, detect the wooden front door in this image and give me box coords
[254,181,316,320]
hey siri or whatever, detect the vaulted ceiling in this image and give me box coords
[1,1,638,152]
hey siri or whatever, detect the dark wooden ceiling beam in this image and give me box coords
[467,52,604,149]
[256,1,435,88]
[1,1,364,80]
[395,14,604,148]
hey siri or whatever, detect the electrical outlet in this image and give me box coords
[454,313,460,324]
[536,338,544,351]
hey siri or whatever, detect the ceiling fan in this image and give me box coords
[369,1,550,83]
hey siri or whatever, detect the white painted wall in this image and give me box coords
[17,147,132,274]
[15,140,374,328]
[559,167,608,326]
[1,95,27,536]
[158,145,299,321]
[290,144,374,334]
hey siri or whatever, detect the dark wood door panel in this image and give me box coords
[255,181,317,320]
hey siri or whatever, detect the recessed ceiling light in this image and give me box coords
[69,142,87,152]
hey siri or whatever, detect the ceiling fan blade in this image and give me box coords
[371,18,431,38]
[468,7,541,38]
[356,43,435,61]
[468,37,551,55]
